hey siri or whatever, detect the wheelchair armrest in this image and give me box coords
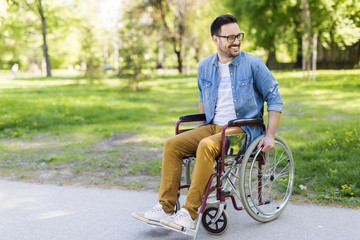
[228,118,263,126]
[179,113,206,121]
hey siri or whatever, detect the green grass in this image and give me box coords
[273,70,360,205]
[0,69,359,205]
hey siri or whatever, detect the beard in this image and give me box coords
[218,42,241,59]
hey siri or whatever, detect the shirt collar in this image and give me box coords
[231,54,241,66]
[212,52,242,67]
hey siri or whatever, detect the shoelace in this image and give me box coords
[146,204,162,214]
[170,210,188,220]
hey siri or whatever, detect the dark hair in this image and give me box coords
[210,15,238,36]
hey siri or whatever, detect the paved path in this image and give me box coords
[0,180,359,240]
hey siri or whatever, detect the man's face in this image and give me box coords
[213,23,241,60]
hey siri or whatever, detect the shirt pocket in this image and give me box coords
[200,78,212,88]
[238,77,256,104]
[238,77,253,87]
[200,79,214,103]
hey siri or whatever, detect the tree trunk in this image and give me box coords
[175,0,185,73]
[37,0,51,77]
[175,48,183,73]
[112,15,119,71]
[301,0,311,82]
[302,35,307,81]
[175,42,184,74]
[295,34,303,68]
[152,0,187,73]
[156,37,165,69]
[266,50,276,69]
[312,33,318,82]
[113,39,119,71]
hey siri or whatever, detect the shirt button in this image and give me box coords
[234,99,237,102]
[237,113,239,115]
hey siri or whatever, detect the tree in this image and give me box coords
[37,0,51,77]
[118,0,152,90]
[77,0,107,82]
[301,0,312,81]
[147,0,189,73]
[8,0,52,76]
[227,0,360,69]
[2,0,80,71]
[308,0,360,49]
[0,1,29,68]
[226,0,300,68]
[302,0,360,80]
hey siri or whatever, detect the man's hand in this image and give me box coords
[257,110,281,153]
[257,134,275,153]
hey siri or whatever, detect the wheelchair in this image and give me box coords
[173,113,294,239]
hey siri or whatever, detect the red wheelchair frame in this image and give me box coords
[173,113,294,239]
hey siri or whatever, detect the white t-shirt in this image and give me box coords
[212,62,236,125]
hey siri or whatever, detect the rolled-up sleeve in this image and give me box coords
[254,58,283,113]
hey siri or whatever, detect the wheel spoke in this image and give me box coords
[208,212,216,218]
[215,222,220,230]
[240,136,294,222]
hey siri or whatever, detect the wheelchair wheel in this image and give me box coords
[201,207,229,235]
[239,134,294,222]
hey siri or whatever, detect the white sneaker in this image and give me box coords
[160,208,195,231]
[131,203,170,226]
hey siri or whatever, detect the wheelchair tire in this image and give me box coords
[201,207,229,235]
[239,134,294,223]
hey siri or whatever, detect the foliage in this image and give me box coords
[144,0,226,72]
[0,0,359,78]
[118,0,153,90]
[81,22,106,82]
[226,0,300,64]
[227,0,360,63]
[309,0,360,49]
[0,0,79,70]
[0,1,42,69]
[145,0,216,72]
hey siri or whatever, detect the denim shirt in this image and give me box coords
[197,51,283,147]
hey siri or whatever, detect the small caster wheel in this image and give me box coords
[201,207,229,235]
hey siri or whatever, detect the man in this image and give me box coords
[11,63,19,78]
[132,14,283,231]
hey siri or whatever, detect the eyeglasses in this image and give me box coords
[215,33,245,43]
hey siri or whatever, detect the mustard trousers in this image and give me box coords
[158,124,244,220]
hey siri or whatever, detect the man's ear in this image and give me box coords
[212,35,218,45]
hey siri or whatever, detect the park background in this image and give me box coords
[0,0,359,206]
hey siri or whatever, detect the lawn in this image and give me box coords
[0,69,359,206]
